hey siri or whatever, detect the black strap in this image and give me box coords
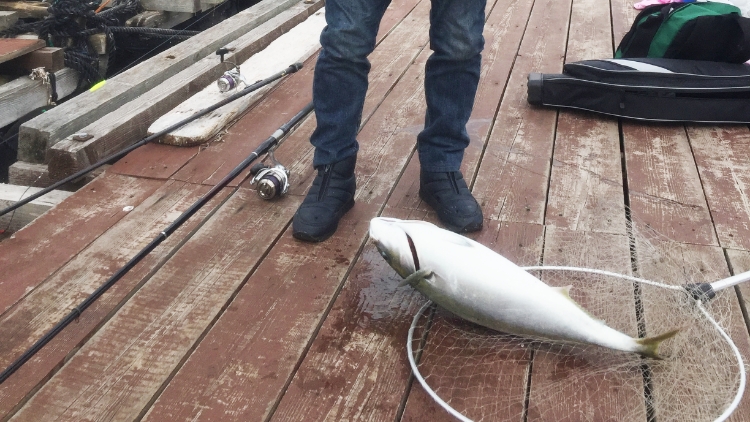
[48,71,58,104]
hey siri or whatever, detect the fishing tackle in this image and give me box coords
[0,62,304,219]
[0,101,314,385]
[217,67,248,93]
[250,150,289,200]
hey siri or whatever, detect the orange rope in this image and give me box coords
[95,0,112,14]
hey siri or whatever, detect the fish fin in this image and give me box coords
[635,329,681,360]
[398,269,434,287]
[555,285,604,323]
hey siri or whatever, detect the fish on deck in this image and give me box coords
[368,217,678,359]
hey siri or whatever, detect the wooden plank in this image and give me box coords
[472,0,571,225]
[530,228,647,421]
[623,122,717,246]
[9,187,294,421]
[273,0,540,418]
[136,2,433,419]
[0,3,48,19]
[0,183,72,233]
[0,68,79,130]
[147,8,325,147]
[0,180,230,418]
[635,241,750,421]
[18,0,303,164]
[687,126,750,250]
[0,11,19,31]
[0,39,43,65]
[544,0,625,235]
[139,0,198,13]
[13,47,65,73]
[125,10,193,28]
[7,161,49,188]
[47,0,323,181]
[0,173,160,316]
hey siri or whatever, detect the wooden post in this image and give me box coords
[0,184,73,234]
[0,11,19,31]
[15,47,66,73]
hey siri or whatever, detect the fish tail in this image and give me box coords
[635,329,680,360]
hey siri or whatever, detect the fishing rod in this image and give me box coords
[0,101,315,384]
[0,62,304,218]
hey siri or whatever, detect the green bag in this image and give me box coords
[615,2,750,63]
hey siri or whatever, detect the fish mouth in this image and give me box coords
[405,233,420,271]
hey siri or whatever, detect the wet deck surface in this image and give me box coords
[3,0,750,420]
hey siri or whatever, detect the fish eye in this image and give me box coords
[379,249,389,260]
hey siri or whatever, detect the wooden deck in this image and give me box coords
[2,0,750,420]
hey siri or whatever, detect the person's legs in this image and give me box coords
[294,0,391,242]
[418,0,486,233]
[310,0,391,167]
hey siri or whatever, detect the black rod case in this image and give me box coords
[527,58,750,123]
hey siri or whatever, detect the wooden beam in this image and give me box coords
[0,11,19,31]
[0,38,45,65]
[0,67,79,129]
[14,47,65,72]
[125,10,194,28]
[0,2,49,19]
[149,8,325,146]
[47,0,324,181]
[18,0,304,164]
[8,161,49,187]
[0,183,72,233]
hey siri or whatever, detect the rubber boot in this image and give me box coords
[419,170,483,233]
[292,155,357,242]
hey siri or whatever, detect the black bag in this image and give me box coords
[527,58,750,123]
[615,2,750,63]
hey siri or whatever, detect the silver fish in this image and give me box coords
[369,217,677,359]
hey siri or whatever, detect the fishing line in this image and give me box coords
[0,62,304,219]
[0,101,314,385]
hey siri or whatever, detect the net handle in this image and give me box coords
[711,269,750,293]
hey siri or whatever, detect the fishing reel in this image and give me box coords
[215,47,248,93]
[217,68,249,93]
[250,151,290,200]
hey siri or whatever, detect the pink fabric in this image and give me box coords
[634,0,685,9]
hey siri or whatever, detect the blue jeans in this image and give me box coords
[311,0,486,173]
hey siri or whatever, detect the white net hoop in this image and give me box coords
[406,266,746,422]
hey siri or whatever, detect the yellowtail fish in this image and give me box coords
[369,217,678,358]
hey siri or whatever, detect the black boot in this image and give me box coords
[419,170,483,233]
[293,155,357,242]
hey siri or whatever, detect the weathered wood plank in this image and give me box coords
[545,0,625,235]
[530,228,646,422]
[148,8,325,147]
[125,10,193,29]
[0,11,19,31]
[687,126,750,250]
[0,180,229,418]
[472,0,570,225]
[9,188,295,421]
[0,39,43,64]
[7,161,50,188]
[635,241,750,421]
[275,0,541,418]
[18,0,302,164]
[0,68,78,130]
[48,0,324,181]
[137,2,435,419]
[0,2,49,19]
[623,122,717,246]
[0,173,160,316]
[13,47,64,73]
[0,183,72,233]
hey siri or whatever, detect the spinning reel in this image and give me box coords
[215,47,249,93]
[249,150,290,200]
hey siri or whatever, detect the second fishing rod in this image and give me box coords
[0,101,315,384]
[0,61,304,218]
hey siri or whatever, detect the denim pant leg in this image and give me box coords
[418,0,486,173]
[311,0,392,167]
